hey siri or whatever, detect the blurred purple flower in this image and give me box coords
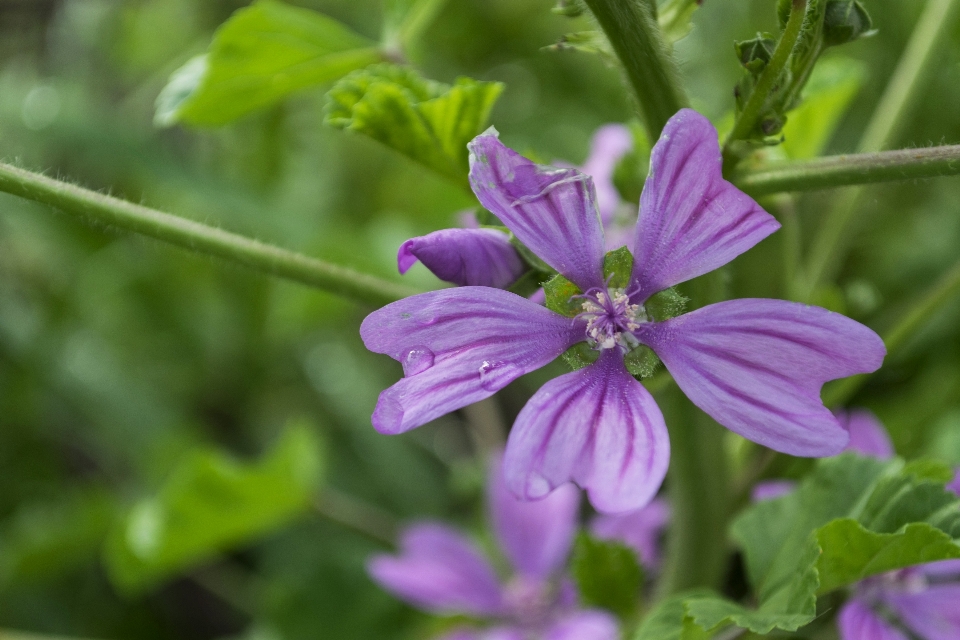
[361,109,885,513]
[590,497,670,570]
[398,124,635,287]
[367,455,619,640]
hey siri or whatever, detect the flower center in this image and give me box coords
[577,287,646,350]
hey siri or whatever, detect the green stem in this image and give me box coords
[582,0,689,140]
[823,258,960,406]
[314,487,398,545]
[801,0,960,300]
[733,145,960,196]
[398,0,450,52]
[724,0,808,149]
[0,162,419,307]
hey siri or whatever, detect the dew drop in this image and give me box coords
[525,472,552,500]
[478,360,522,391]
[402,346,435,376]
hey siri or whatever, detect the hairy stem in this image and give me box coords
[824,258,960,406]
[801,0,960,300]
[724,0,808,150]
[582,0,689,140]
[0,162,419,307]
[733,145,960,196]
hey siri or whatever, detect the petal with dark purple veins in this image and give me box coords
[591,497,670,570]
[503,350,670,514]
[885,585,960,640]
[468,130,606,291]
[839,409,894,458]
[630,109,780,302]
[488,452,580,579]
[398,228,526,288]
[636,299,886,457]
[545,610,620,640]
[837,599,909,640]
[367,523,504,616]
[361,288,582,434]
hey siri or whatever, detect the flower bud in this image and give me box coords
[735,34,777,76]
[823,0,874,47]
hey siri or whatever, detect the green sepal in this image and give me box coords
[823,0,874,47]
[562,342,599,371]
[547,31,618,66]
[646,287,688,322]
[612,121,651,205]
[571,534,643,621]
[624,346,661,379]
[544,273,583,318]
[734,33,777,77]
[603,246,635,289]
[507,269,543,299]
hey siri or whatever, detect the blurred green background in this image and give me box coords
[0,0,958,638]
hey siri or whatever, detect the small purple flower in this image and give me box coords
[361,109,885,513]
[367,455,619,640]
[399,124,636,287]
[590,498,670,570]
[837,409,894,458]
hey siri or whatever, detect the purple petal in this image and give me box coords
[886,585,960,640]
[503,349,670,514]
[919,559,960,579]
[398,228,526,288]
[438,629,523,640]
[367,523,504,616]
[590,498,670,570]
[839,409,894,458]
[488,452,580,579]
[361,288,581,434]
[630,109,780,302]
[468,129,606,291]
[545,611,620,640]
[751,480,797,503]
[948,468,960,496]
[837,599,909,640]
[580,124,634,225]
[636,299,886,457]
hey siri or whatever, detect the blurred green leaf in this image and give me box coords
[571,534,643,621]
[156,0,382,127]
[103,422,324,592]
[633,590,713,640]
[781,57,867,159]
[547,31,617,65]
[324,64,503,186]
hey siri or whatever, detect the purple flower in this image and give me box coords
[367,455,619,640]
[590,498,670,570]
[398,124,635,287]
[361,108,885,513]
[838,409,894,458]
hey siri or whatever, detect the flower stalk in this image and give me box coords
[0,162,419,307]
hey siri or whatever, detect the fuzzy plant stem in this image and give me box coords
[801,0,960,301]
[582,0,689,140]
[734,145,960,196]
[0,162,419,307]
[724,0,808,151]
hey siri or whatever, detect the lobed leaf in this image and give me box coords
[572,534,644,621]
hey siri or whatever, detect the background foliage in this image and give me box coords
[0,0,959,638]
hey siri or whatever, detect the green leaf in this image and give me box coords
[156,0,382,127]
[104,422,324,592]
[658,0,703,43]
[781,57,867,159]
[633,590,714,640]
[547,31,617,65]
[544,272,583,318]
[603,246,634,289]
[673,454,960,635]
[325,64,503,185]
[571,534,643,621]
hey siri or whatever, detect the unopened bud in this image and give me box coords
[735,34,777,75]
[823,0,874,47]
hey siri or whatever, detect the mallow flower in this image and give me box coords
[367,455,619,640]
[590,497,670,571]
[397,123,636,288]
[360,108,886,513]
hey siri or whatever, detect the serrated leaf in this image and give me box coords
[156,0,382,127]
[633,590,714,640]
[572,534,643,620]
[104,422,324,592]
[325,64,503,185]
[658,0,703,43]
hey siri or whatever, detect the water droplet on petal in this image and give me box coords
[478,360,522,391]
[525,472,552,500]
[416,312,438,326]
[401,346,435,376]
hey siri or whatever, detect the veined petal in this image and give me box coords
[580,124,634,225]
[361,288,581,434]
[630,109,780,302]
[837,599,909,640]
[468,130,606,291]
[503,350,670,514]
[886,585,960,640]
[590,497,670,570]
[488,452,580,579]
[839,409,893,459]
[545,611,620,640]
[636,299,886,457]
[398,228,526,288]
[367,523,504,616]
